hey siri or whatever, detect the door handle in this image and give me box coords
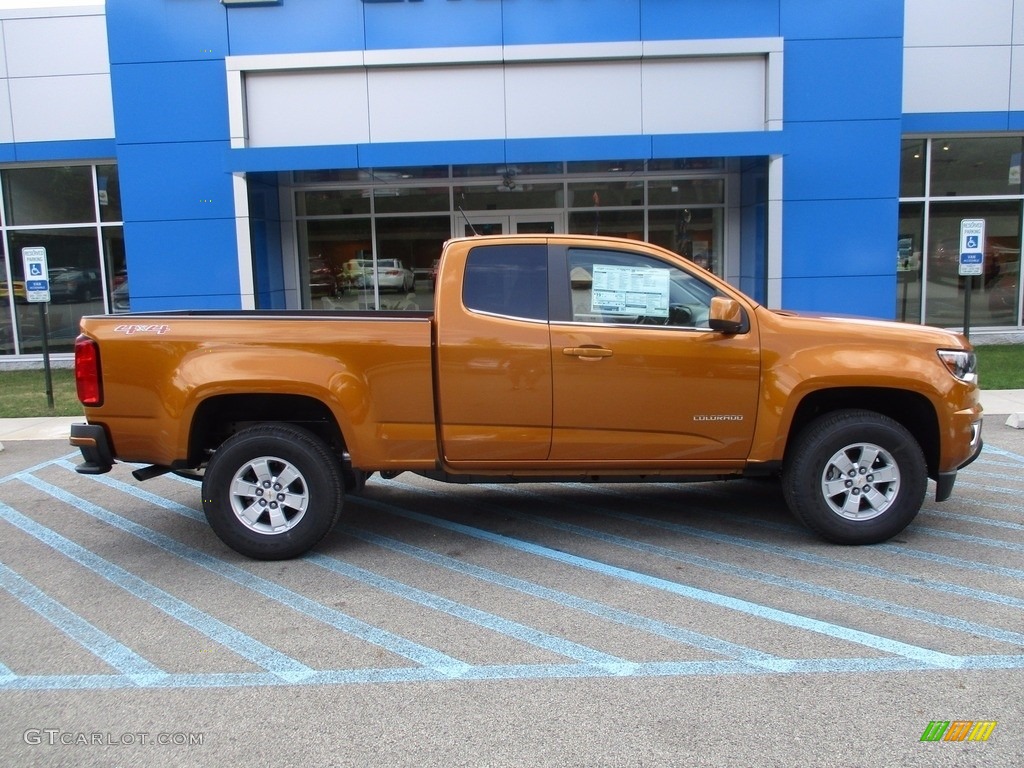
[562,346,613,360]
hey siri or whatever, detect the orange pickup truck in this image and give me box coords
[71,234,983,560]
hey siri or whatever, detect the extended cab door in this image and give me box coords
[435,241,553,466]
[548,243,761,467]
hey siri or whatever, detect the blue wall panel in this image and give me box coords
[506,136,652,164]
[106,0,227,65]
[363,0,503,50]
[502,0,641,45]
[783,198,898,284]
[225,0,365,55]
[110,61,229,145]
[124,219,242,312]
[228,146,361,174]
[784,38,903,123]
[783,274,897,317]
[783,121,901,202]
[117,142,235,223]
[640,0,780,41]
[780,0,902,40]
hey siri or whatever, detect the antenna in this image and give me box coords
[458,194,479,236]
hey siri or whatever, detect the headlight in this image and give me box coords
[937,349,977,383]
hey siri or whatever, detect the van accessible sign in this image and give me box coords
[958,219,985,277]
[22,247,50,303]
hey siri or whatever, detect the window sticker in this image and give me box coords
[591,264,670,317]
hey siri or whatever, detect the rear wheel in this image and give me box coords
[201,424,343,559]
[782,410,927,544]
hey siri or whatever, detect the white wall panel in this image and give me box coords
[904,0,1014,47]
[367,66,505,143]
[4,14,108,77]
[1016,0,1024,42]
[903,46,1012,113]
[0,82,13,144]
[1011,45,1024,110]
[642,57,766,134]
[245,70,370,147]
[9,74,113,142]
[238,40,780,148]
[504,61,642,139]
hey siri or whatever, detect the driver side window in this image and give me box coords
[566,248,715,328]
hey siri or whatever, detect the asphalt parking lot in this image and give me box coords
[0,422,1022,767]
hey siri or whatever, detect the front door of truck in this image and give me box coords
[548,244,761,466]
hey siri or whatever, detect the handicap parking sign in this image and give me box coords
[21,246,50,303]
[958,219,985,277]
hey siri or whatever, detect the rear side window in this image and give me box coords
[463,244,548,321]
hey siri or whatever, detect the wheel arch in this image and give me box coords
[785,388,940,479]
[187,393,347,468]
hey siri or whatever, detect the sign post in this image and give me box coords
[958,219,985,341]
[21,247,54,409]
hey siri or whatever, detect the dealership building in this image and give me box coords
[0,0,1022,361]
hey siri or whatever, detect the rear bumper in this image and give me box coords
[69,423,114,475]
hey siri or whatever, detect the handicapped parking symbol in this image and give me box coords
[28,263,42,276]
[966,235,979,249]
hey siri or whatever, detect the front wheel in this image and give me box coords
[201,424,344,559]
[782,410,927,544]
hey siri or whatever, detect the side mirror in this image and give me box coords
[708,296,749,334]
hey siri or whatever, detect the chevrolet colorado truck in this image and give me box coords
[71,234,983,560]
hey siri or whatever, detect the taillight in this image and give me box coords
[74,335,103,407]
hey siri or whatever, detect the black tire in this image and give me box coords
[782,409,926,544]
[201,424,344,560]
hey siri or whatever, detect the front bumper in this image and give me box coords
[934,418,984,502]
[69,423,114,475]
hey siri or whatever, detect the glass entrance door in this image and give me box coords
[455,214,563,237]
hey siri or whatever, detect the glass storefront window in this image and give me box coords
[373,187,449,214]
[299,218,371,308]
[648,178,724,206]
[900,140,926,198]
[648,208,721,273]
[3,166,95,226]
[924,200,1021,327]
[568,209,644,240]
[455,183,562,211]
[930,137,1024,197]
[297,189,371,217]
[896,202,924,323]
[567,180,645,208]
[97,164,122,223]
[375,216,449,310]
[7,227,104,353]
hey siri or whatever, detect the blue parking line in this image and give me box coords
[380,480,962,668]
[468,499,1024,651]
[0,496,314,684]
[305,553,633,674]
[54,460,205,522]
[0,561,165,684]
[339,523,787,670]
[983,445,1024,464]
[882,544,1024,581]
[562,482,1024,611]
[5,651,1024,692]
[36,471,471,676]
[0,453,77,486]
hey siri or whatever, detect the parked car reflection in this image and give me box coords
[48,268,101,303]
